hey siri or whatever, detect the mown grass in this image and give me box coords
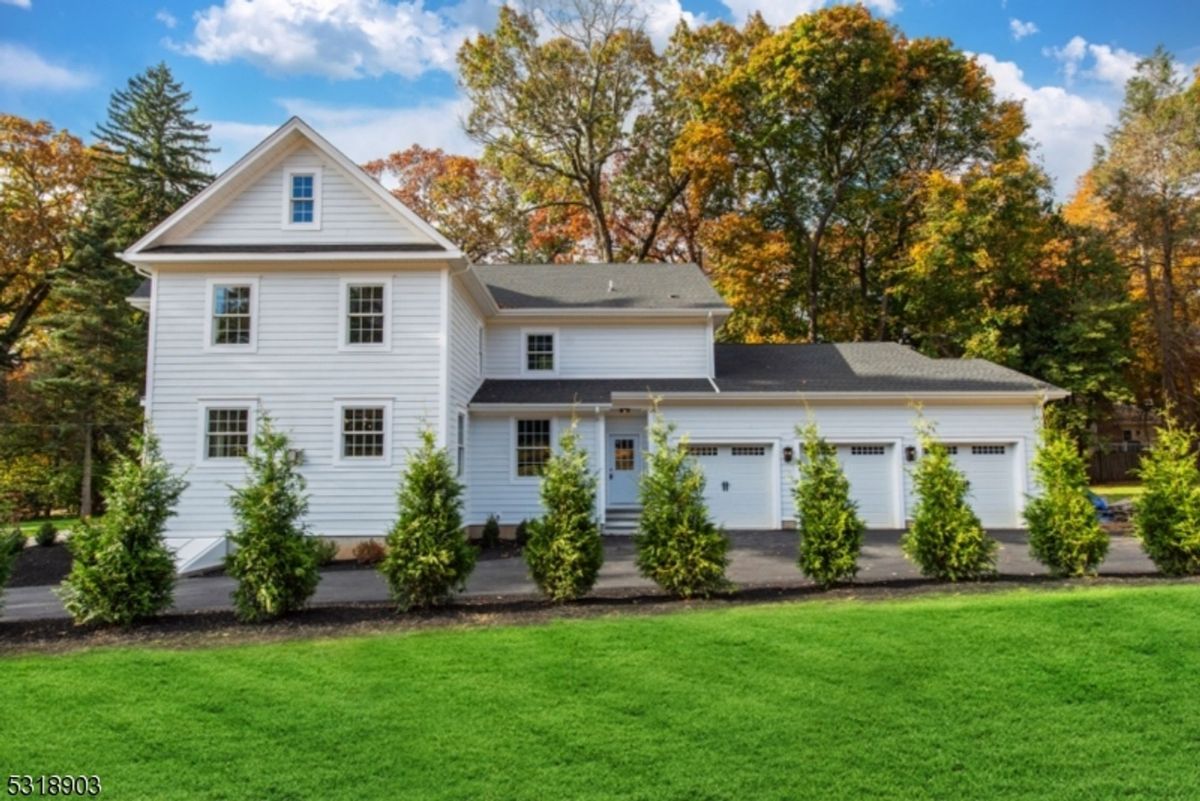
[1091,482,1144,504]
[3,585,1199,800]
[15,516,81,536]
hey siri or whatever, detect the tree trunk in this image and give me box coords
[80,420,94,518]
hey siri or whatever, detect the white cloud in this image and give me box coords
[0,0,32,8]
[155,9,178,28]
[176,0,490,80]
[638,0,708,48]
[975,52,1115,198]
[721,0,898,27]
[1046,36,1141,90]
[205,96,478,172]
[1008,18,1037,41]
[0,43,94,91]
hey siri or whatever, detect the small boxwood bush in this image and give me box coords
[902,422,997,581]
[635,413,729,598]
[379,429,476,611]
[793,423,865,587]
[59,434,187,625]
[479,514,501,549]
[1135,419,1200,575]
[35,521,58,547]
[225,415,322,622]
[313,538,340,566]
[1025,424,1108,576]
[524,419,604,602]
[515,519,531,546]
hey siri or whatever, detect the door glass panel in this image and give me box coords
[614,438,635,471]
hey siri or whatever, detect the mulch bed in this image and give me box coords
[8,544,72,588]
[1,573,1189,656]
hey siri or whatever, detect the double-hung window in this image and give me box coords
[524,331,556,373]
[290,174,314,223]
[334,400,391,465]
[515,419,551,477]
[209,282,255,348]
[204,407,251,460]
[344,282,387,347]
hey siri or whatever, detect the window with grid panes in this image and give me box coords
[525,333,555,371]
[346,284,385,344]
[212,285,252,345]
[516,419,551,476]
[341,407,385,458]
[206,408,250,458]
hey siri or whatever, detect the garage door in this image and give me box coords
[948,443,1020,528]
[688,444,774,529]
[835,444,899,528]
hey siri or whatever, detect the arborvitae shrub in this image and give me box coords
[225,415,321,622]
[1135,419,1200,575]
[635,414,729,598]
[0,529,25,611]
[902,423,997,580]
[59,434,187,625]
[793,423,865,587]
[1024,424,1109,576]
[524,420,604,601]
[379,429,476,610]
[35,521,57,547]
[480,514,501,549]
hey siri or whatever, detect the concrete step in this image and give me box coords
[604,507,642,535]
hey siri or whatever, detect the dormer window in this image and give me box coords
[283,168,321,228]
[523,329,557,374]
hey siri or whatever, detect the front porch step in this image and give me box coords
[604,507,642,535]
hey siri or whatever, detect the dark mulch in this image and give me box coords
[1,573,1190,656]
[8,544,72,588]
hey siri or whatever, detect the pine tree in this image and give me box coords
[59,433,187,625]
[1134,418,1200,575]
[94,62,215,241]
[34,193,145,516]
[902,422,997,580]
[1024,422,1109,576]
[635,413,730,598]
[524,419,604,602]
[793,423,865,587]
[225,415,321,622]
[379,429,476,611]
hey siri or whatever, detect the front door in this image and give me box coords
[607,434,641,506]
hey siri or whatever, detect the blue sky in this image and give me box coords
[2,0,1198,199]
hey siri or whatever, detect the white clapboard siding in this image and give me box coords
[466,415,600,524]
[150,269,445,542]
[484,322,709,378]
[659,402,1039,528]
[166,142,433,246]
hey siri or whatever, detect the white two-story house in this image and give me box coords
[122,119,1066,573]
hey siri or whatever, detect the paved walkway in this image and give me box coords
[0,530,1156,623]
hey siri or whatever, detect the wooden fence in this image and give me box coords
[1089,449,1144,483]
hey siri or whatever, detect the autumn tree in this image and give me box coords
[459,0,697,263]
[681,6,1023,341]
[1087,51,1200,421]
[0,115,93,380]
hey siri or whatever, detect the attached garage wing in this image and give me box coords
[687,443,776,530]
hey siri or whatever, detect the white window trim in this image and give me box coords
[332,398,393,467]
[203,277,259,352]
[282,167,322,230]
[196,399,258,465]
[337,276,392,352]
[520,327,559,376]
[456,411,467,477]
[477,323,485,379]
[510,417,556,482]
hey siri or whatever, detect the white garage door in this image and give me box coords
[949,443,1020,528]
[835,444,899,528]
[689,444,774,529]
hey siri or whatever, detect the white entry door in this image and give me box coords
[607,434,641,506]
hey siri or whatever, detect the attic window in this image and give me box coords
[283,168,321,228]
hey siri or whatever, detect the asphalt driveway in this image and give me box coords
[0,530,1156,623]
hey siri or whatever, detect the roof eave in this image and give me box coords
[119,250,459,266]
[468,402,613,413]
[492,307,732,319]
[610,389,1068,404]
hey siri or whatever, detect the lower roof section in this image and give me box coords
[471,379,716,405]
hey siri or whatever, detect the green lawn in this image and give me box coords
[16,516,80,536]
[3,585,1200,800]
[1091,482,1144,504]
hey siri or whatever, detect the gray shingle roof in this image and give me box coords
[143,243,443,253]
[714,343,1059,394]
[471,379,715,405]
[473,263,727,310]
[131,279,151,299]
